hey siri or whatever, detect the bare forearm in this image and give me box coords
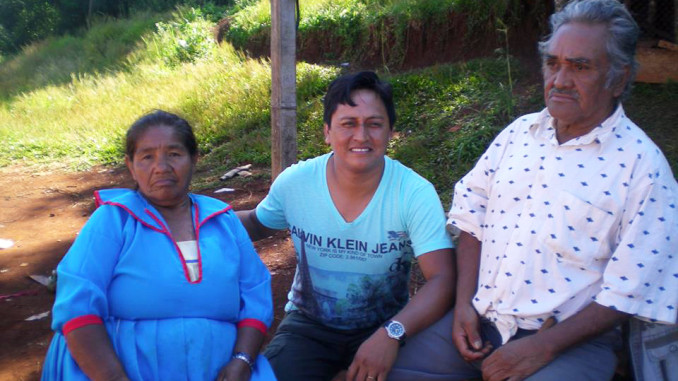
[221,326,267,378]
[236,210,277,242]
[391,249,455,336]
[538,302,629,358]
[455,231,481,304]
[65,324,128,381]
[394,272,455,336]
[232,326,265,360]
[480,303,629,381]
[347,249,455,380]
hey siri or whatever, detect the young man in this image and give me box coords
[238,71,455,381]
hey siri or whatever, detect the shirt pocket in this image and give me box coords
[538,190,617,268]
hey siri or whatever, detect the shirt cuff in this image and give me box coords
[62,314,103,335]
[237,318,268,335]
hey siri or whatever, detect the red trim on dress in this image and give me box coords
[94,190,103,208]
[199,205,233,228]
[98,194,236,285]
[192,202,203,283]
[145,209,200,284]
[97,200,165,233]
[237,318,268,335]
[63,314,103,335]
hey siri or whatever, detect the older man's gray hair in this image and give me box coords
[538,0,640,100]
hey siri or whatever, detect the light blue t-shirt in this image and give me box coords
[256,153,453,329]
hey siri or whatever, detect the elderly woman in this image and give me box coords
[41,110,275,381]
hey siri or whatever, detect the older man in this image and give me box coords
[391,1,677,381]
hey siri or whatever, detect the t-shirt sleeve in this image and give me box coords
[51,205,125,332]
[232,213,274,329]
[405,181,455,257]
[595,164,678,324]
[255,165,294,230]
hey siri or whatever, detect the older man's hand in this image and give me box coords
[452,303,492,362]
[480,334,554,381]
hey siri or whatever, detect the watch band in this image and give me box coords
[383,320,407,346]
[232,351,255,370]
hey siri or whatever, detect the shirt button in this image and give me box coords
[670,344,677,353]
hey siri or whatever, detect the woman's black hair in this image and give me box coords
[126,110,198,160]
[322,71,396,129]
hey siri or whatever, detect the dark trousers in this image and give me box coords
[389,309,622,381]
[263,311,378,381]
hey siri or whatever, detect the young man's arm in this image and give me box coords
[236,210,278,242]
[346,247,456,381]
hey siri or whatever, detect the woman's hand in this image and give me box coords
[216,358,252,381]
[345,328,399,381]
[219,326,264,381]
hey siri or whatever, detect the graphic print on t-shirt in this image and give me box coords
[288,225,414,329]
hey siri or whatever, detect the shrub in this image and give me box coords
[146,7,217,67]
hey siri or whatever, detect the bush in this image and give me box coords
[0,0,60,54]
[146,7,217,67]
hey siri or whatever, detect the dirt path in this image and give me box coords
[0,165,295,381]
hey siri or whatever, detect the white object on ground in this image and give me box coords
[220,164,253,181]
[25,311,50,321]
[0,239,14,249]
[29,275,51,287]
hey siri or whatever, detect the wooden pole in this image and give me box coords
[270,0,297,179]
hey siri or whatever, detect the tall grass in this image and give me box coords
[1,1,673,202]
[0,8,338,170]
[0,12,162,100]
[225,0,528,67]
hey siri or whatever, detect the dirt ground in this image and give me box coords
[0,165,296,381]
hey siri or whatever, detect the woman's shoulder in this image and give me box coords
[95,188,142,209]
[189,193,240,224]
[190,193,233,214]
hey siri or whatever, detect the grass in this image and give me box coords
[0,2,675,205]
[225,0,533,67]
[0,12,162,101]
[0,8,338,172]
[386,58,527,201]
[624,81,678,176]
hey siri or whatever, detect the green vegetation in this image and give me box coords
[0,1,675,204]
[0,12,161,100]
[624,82,678,176]
[388,59,529,201]
[0,7,339,173]
[226,0,536,67]
[0,0,235,55]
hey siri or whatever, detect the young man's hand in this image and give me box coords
[345,328,399,381]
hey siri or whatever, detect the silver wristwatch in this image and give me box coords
[383,320,407,346]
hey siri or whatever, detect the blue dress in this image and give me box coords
[41,189,276,380]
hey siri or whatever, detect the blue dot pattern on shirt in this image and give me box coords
[447,106,678,342]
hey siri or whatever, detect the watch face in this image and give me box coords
[387,321,405,339]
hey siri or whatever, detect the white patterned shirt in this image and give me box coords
[448,105,678,343]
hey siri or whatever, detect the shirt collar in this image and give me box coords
[530,104,626,146]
